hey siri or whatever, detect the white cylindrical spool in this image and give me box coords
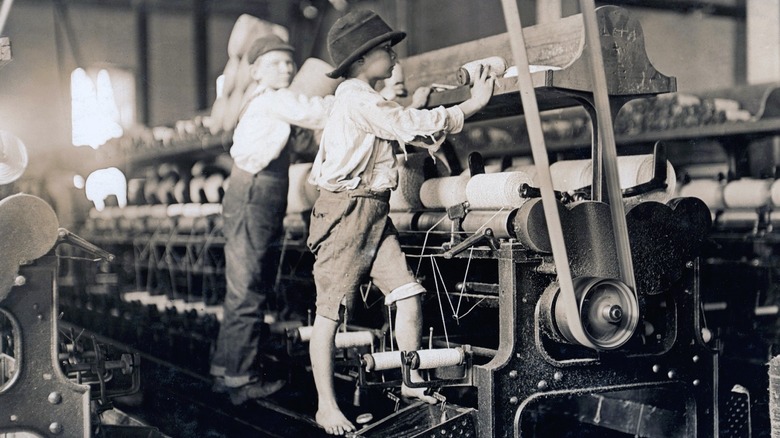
[679,179,726,210]
[297,325,313,342]
[415,212,453,233]
[419,175,469,209]
[466,171,534,210]
[334,331,374,349]
[390,153,427,211]
[549,159,592,193]
[411,348,464,370]
[457,56,508,85]
[296,326,373,349]
[389,212,417,232]
[716,209,759,229]
[723,178,772,208]
[550,155,676,204]
[771,179,780,207]
[461,209,518,239]
[619,155,677,207]
[363,351,403,372]
[287,162,318,213]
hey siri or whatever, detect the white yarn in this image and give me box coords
[465,171,534,210]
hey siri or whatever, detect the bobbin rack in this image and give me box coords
[51,4,780,438]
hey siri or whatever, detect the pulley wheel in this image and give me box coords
[551,276,639,350]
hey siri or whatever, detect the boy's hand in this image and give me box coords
[469,64,495,108]
[410,86,432,109]
[457,64,496,118]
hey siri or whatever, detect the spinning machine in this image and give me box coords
[1,4,734,438]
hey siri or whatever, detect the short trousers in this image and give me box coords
[307,188,425,321]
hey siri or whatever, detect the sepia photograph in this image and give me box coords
[0,0,772,436]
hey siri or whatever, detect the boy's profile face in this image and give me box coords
[358,43,396,81]
[252,50,297,90]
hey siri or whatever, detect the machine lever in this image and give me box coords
[57,228,115,262]
[442,228,499,259]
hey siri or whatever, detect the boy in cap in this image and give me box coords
[307,9,495,435]
[210,33,334,405]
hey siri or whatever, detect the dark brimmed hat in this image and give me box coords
[246,34,294,64]
[326,10,406,79]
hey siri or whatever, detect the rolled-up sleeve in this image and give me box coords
[265,89,334,131]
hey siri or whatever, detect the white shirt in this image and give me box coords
[231,85,334,174]
[309,79,465,192]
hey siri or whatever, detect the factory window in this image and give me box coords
[71,67,135,149]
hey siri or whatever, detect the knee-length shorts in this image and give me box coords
[307,188,425,321]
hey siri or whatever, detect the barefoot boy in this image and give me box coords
[307,9,495,435]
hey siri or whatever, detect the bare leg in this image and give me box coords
[310,315,356,435]
[394,295,438,404]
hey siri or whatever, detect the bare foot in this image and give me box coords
[401,384,438,404]
[315,407,355,436]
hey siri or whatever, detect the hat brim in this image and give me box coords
[326,31,406,79]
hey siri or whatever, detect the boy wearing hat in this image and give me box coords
[307,9,495,435]
[210,34,334,405]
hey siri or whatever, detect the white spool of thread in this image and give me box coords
[296,326,373,348]
[723,178,772,208]
[390,153,427,211]
[679,179,726,210]
[466,171,534,210]
[461,209,517,239]
[549,155,676,205]
[419,175,469,209]
[415,212,453,233]
[287,162,319,213]
[334,331,374,349]
[363,351,403,372]
[389,212,417,232]
[410,348,464,370]
[457,56,508,85]
[771,179,780,207]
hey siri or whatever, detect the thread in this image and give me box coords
[410,348,464,370]
[679,179,725,210]
[287,162,319,213]
[465,171,534,210]
[716,209,758,230]
[390,153,427,211]
[461,209,518,239]
[723,178,772,209]
[363,351,403,372]
[419,175,469,209]
[457,56,508,85]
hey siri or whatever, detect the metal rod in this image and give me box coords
[499,0,593,349]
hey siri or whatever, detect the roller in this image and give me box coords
[296,326,374,349]
[363,351,403,372]
[679,179,725,210]
[407,348,464,370]
[419,175,469,209]
[287,162,319,213]
[465,171,534,210]
[723,178,772,209]
[461,209,519,240]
